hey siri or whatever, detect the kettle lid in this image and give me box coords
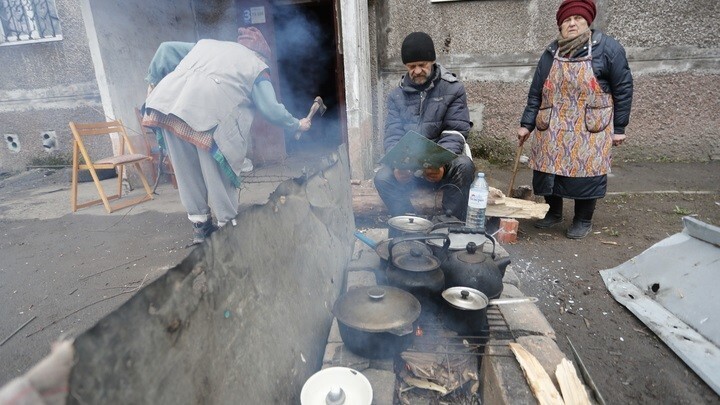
[392,247,441,272]
[457,242,489,264]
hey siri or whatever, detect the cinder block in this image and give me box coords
[480,342,535,405]
[502,267,520,288]
[364,228,388,242]
[496,219,519,244]
[327,318,342,343]
[346,269,377,291]
[483,241,509,259]
[322,342,370,371]
[499,283,524,298]
[515,335,568,388]
[349,249,383,270]
[499,284,556,340]
[368,357,394,372]
[362,368,397,405]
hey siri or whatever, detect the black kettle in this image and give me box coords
[440,230,511,299]
[386,234,449,312]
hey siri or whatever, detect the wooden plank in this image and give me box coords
[509,342,564,405]
[555,358,591,405]
[351,180,548,219]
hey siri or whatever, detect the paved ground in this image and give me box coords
[1,159,719,403]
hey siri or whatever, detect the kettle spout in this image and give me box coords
[494,257,511,277]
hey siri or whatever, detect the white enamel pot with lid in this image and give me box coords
[300,367,372,405]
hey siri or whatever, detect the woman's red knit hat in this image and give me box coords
[556,0,596,26]
[237,26,272,60]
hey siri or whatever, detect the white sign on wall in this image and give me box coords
[249,6,266,24]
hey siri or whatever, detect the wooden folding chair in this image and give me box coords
[70,120,154,213]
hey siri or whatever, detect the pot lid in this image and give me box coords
[442,287,488,310]
[376,239,431,261]
[392,247,441,272]
[427,227,488,250]
[332,286,421,334]
[457,242,489,264]
[300,367,373,405]
[388,215,433,233]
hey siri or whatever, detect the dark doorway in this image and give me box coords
[271,0,342,156]
[235,0,344,159]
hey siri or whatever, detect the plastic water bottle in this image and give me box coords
[466,172,489,232]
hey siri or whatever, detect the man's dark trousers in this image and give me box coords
[374,155,475,220]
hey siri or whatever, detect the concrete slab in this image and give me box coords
[499,287,556,341]
[363,368,397,405]
[480,343,535,405]
[502,266,520,288]
[346,269,377,290]
[322,342,371,372]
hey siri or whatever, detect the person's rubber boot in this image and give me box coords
[191,220,218,245]
[566,219,592,239]
[534,212,563,229]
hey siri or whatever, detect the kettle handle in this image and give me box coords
[446,227,498,259]
[387,233,450,264]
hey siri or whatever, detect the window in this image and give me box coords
[0,0,62,46]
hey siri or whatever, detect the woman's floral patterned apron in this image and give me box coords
[530,41,614,177]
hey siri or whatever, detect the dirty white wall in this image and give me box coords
[0,0,106,173]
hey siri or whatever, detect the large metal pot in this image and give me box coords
[332,286,420,359]
[440,232,511,299]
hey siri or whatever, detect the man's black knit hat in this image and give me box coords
[401,32,436,64]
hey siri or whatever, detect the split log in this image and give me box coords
[509,342,564,405]
[555,358,591,405]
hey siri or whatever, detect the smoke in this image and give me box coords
[272,5,336,129]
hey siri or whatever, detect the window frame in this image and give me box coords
[0,0,62,47]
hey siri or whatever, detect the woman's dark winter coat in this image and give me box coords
[520,30,633,135]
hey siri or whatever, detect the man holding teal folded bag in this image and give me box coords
[374,32,476,221]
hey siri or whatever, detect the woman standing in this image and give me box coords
[517,0,633,239]
[143,28,311,245]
